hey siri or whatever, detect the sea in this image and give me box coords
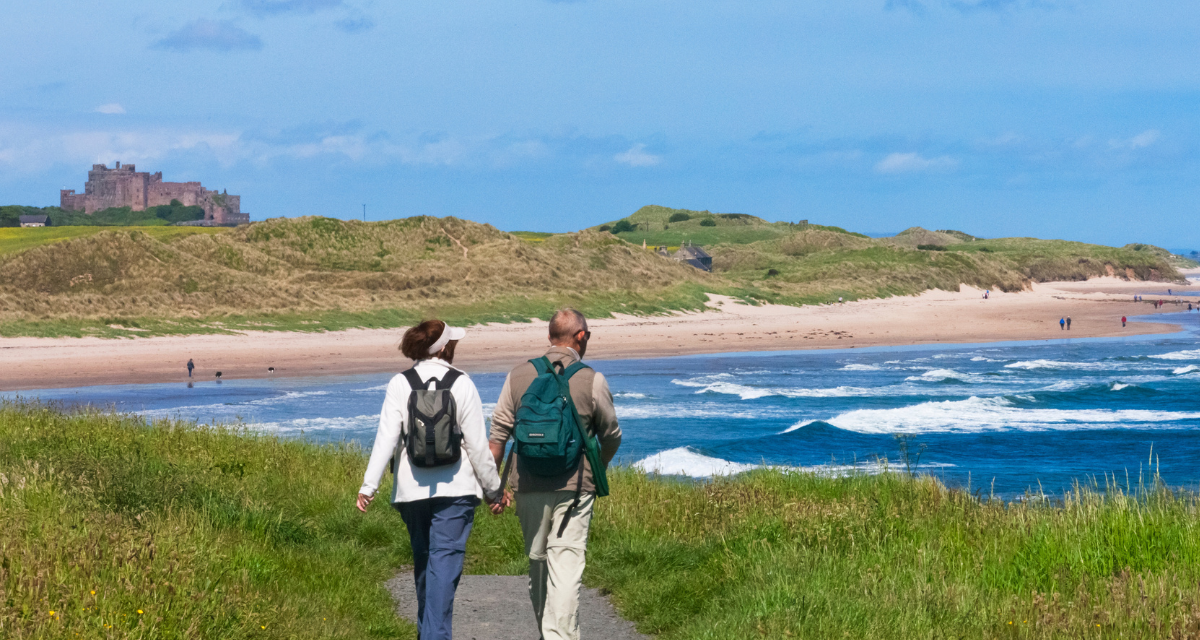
[7,310,1200,499]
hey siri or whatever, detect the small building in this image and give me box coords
[19,215,48,227]
[673,243,712,272]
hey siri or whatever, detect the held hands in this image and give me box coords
[487,489,514,515]
[356,492,374,513]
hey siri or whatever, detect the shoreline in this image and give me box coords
[0,278,1194,391]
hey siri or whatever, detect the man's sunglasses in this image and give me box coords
[579,330,592,340]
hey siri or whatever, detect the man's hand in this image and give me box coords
[356,492,374,513]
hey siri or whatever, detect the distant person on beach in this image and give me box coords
[357,320,503,640]
[1066,316,1072,330]
[489,309,622,640]
[187,358,194,378]
[1060,317,1065,330]
[1122,316,1127,327]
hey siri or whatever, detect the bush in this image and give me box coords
[598,225,611,232]
[766,268,780,277]
[699,218,717,227]
[610,220,635,234]
[668,212,691,223]
[917,244,946,251]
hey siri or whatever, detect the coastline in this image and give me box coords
[0,278,1193,391]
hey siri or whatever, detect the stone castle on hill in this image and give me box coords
[60,162,249,226]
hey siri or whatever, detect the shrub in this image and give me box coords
[766,268,780,277]
[610,220,635,234]
[917,244,946,251]
[598,225,611,232]
[699,219,717,227]
[668,212,691,223]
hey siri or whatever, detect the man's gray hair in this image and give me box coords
[549,308,588,343]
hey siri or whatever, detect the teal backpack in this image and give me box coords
[513,357,609,499]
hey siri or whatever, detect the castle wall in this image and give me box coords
[60,162,248,225]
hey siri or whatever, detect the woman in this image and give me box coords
[357,320,502,640]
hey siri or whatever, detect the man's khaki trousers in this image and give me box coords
[516,490,595,640]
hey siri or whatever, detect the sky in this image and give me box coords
[1,0,1198,249]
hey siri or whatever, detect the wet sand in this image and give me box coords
[0,278,1193,391]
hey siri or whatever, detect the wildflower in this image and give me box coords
[49,611,56,616]
[137,609,143,615]
[91,590,96,595]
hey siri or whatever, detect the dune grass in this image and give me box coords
[6,402,1200,639]
[0,226,225,258]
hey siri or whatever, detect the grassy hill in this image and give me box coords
[9,401,1200,639]
[0,216,720,337]
[0,208,1186,338]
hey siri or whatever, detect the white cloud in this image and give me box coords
[614,143,661,167]
[94,103,126,115]
[875,152,957,174]
[1110,129,1161,150]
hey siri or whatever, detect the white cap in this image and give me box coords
[428,324,466,355]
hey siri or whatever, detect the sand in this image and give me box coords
[1,277,1195,391]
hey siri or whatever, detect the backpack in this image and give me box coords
[397,368,464,469]
[513,357,609,498]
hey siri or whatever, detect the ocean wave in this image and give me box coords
[615,403,795,420]
[814,396,1200,434]
[840,364,882,371]
[245,414,377,434]
[1173,365,1200,375]
[1111,383,1132,391]
[633,447,762,476]
[1149,349,1200,361]
[903,369,981,383]
[613,391,648,399]
[1004,360,1116,371]
[632,447,933,478]
[671,375,877,400]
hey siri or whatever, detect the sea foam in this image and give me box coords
[813,397,1200,434]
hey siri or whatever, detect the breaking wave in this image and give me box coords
[807,397,1200,434]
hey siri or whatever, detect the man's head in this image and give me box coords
[549,308,590,358]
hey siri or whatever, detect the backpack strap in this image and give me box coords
[402,368,427,391]
[530,357,551,375]
[435,369,462,391]
[562,361,590,380]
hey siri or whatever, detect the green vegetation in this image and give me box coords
[9,402,1200,639]
[0,202,205,228]
[0,226,225,258]
[0,204,1188,338]
[0,217,726,337]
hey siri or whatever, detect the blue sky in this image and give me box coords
[2,1,1198,248]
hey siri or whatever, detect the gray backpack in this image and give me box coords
[397,368,463,469]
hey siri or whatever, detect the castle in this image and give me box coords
[60,162,249,226]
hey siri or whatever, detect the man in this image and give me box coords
[187,358,194,378]
[489,309,622,640]
[1122,316,1127,328]
[1059,317,1065,330]
[1066,316,1072,330]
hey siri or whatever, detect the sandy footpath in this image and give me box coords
[1,277,1195,391]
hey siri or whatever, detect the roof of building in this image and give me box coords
[19,215,48,223]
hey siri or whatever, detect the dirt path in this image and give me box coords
[387,572,648,640]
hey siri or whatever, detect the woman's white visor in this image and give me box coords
[428,324,466,355]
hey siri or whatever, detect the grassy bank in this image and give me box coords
[6,403,1200,638]
[0,210,1186,338]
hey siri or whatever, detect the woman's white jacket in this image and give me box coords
[359,359,502,503]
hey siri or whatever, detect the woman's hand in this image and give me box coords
[356,492,374,513]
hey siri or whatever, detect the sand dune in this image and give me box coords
[1,277,1194,391]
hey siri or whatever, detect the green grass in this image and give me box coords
[8,402,1200,638]
[0,226,225,257]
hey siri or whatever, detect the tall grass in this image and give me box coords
[6,402,1200,638]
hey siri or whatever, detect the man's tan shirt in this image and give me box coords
[489,346,622,493]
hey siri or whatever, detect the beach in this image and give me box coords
[0,277,1193,391]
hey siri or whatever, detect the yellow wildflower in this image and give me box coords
[137,609,144,615]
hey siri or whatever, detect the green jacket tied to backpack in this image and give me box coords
[489,346,622,494]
